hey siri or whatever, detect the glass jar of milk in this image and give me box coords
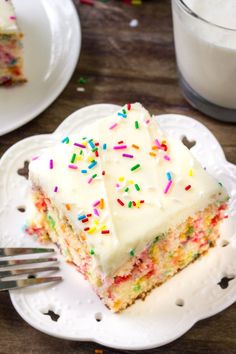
[172,0,236,122]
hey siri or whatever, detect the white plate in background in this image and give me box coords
[0,0,81,136]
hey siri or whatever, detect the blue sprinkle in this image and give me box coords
[102,143,107,150]
[117,112,127,118]
[88,161,97,169]
[81,169,87,174]
[78,214,86,220]
[166,172,172,181]
[89,140,95,149]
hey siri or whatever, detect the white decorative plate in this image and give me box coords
[0,104,236,350]
[0,0,81,136]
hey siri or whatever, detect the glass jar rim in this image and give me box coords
[176,0,236,32]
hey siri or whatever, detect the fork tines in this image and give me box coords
[0,247,62,291]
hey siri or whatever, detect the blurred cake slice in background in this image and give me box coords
[0,0,26,86]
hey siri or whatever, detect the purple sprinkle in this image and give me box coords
[74,143,86,148]
[164,155,171,161]
[113,145,127,150]
[54,186,58,192]
[88,177,93,184]
[155,139,162,149]
[68,164,78,169]
[164,180,172,194]
[9,16,16,20]
[93,208,99,217]
[93,200,100,207]
[49,159,53,169]
[122,153,134,158]
[32,156,39,161]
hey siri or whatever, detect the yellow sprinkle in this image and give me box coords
[149,152,156,157]
[88,227,96,234]
[100,198,104,209]
[76,155,82,161]
[128,180,134,184]
[118,176,124,182]
[88,157,94,162]
[189,169,193,176]
[100,224,107,230]
[94,219,99,225]
[136,200,141,208]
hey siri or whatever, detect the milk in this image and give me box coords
[172,0,236,109]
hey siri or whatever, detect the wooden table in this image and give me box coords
[0,1,236,353]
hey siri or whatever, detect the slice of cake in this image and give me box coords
[26,103,229,312]
[0,0,26,86]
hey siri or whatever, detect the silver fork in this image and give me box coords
[0,248,62,291]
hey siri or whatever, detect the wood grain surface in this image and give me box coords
[0,1,236,353]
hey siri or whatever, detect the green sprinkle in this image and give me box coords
[219,182,223,187]
[124,187,129,192]
[62,137,69,144]
[128,201,132,208]
[134,183,140,191]
[92,173,97,179]
[133,284,141,292]
[71,153,76,163]
[131,164,140,172]
[135,121,139,129]
[90,249,95,255]
[129,249,135,257]
[122,108,127,114]
[92,147,98,152]
[79,76,87,84]
[82,137,87,140]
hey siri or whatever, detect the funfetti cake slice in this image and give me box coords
[0,0,26,86]
[26,103,229,312]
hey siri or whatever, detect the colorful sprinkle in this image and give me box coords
[155,139,162,149]
[166,172,172,181]
[117,198,124,206]
[131,164,140,171]
[102,170,106,176]
[49,159,53,169]
[185,184,192,191]
[89,140,95,149]
[90,249,95,255]
[100,198,104,209]
[189,169,193,176]
[127,103,131,110]
[113,145,127,150]
[84,227,90,231]
[135,121,139,129]
[128,201,132,208]
[65,204,71,211]
[54,186,58,192]
[118,112,127,118]
[93,208,100,217]
[68,164,78,169]
[93,200,100,207]
[62,137,69,144]
[102,143,107,150]
[109,123,118,130]
[134,183,140,191]
[81,169,87,174]
[101,230,110,234]
[74,143,86,148]
[124,187,129,192]
[92,173,97,179]
[132,144,140,149]
[118,140,124,144]
[71,153,76,163]
[88,227,96,234]
[88,177,93,184]
[78,214,86,220]
[122,153,134,158]
[88,161,97,169]
[164,180,172,194]
[82,218,89,223]
[164,155,171,161]
[130,249,135,257]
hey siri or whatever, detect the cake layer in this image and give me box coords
[26,188,227,312]
[0,0,26,85]
[29,103,228,275]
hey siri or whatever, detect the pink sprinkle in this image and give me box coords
[68,164,78,169]
[93,208,99,217]
[164,180,172,194]
[145,119,150,125]
[116,184,120,188]
[109,123,118,130]
[122,153,133,158]
[93,200,100,207]
[9,16,16,20]
[32,156,39,161]
[54,186,58,192]
[74,143,86,148]
[113,145,127,150]
[155,139,162,149]
[88,177,93,184]
[164,155,171,161]
[49,159,53,169]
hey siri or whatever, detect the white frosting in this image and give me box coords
[0,0,19,34]
[29,103,228,275]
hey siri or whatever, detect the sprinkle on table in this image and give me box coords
[166,172,172,181]
[164,155,171,161]
[65,204,71,211]
[131,164,140,171]
[149,152,156,157]
[90,249,95,255]
[78,214,86,221]
[155,139,162,149]
[102,143,107,150]
[189,169,193,176]
[132,144,140,150]
[128,201,132,208]
[54,186,58,192]
[88,161,97,169]
[81,169,87,174]
[117,198,124,206]
[62,137,69,144]
[134,183,140,191]
[135,121,139,129]
[122,153,133,158]
[101,230,110,235]
[109,123,118,130]
[71,153,76,163]
[127,103,131,110]
[102,170,106,176]
[49,159,53,169]
[185,184,192,191]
